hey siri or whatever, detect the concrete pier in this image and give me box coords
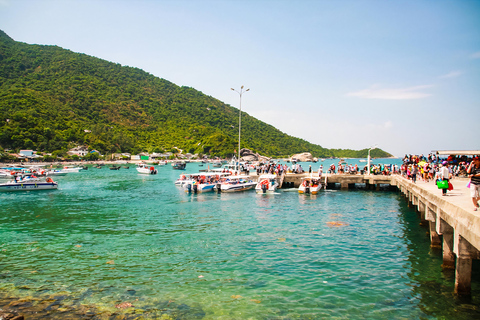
[388,175,479,295]
[269,172,480,295]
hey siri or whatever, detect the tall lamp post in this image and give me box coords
[367,145,377,175]
[231,86,250,169]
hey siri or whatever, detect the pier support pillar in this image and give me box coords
[455,235,476,295]
[440,219,455,269]
[455,258,472,296]
[429,221,441,248]
[340,182,348,190]
[418,200,426,216]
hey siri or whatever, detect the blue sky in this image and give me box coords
[1,0,479,157]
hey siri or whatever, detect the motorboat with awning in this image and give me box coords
[0,176,58,192]
[216,175,256,193]
[136,163,157,174]
[255,174,279,194]
[180,172,230,193]
[298,177,322,195]
[172,161,186,170]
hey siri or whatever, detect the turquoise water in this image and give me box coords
[1,159,479,319]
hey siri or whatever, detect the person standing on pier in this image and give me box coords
[439,163,452,196]
[467,157,480,211]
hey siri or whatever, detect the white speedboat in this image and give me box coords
[172,161,186,170]
[217,175,256,193]
[212,160,222,167]
[136,163,157,174]
[181,172,230,193]
[0,177,58,192]
[61,166,84,173]
[298,177,322,195]
[255,174,279,194]
[0,170,13,179]
[46,169,68,176]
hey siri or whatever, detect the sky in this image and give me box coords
[1,0,479,157]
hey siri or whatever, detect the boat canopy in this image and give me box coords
[434,150,480,156]
[223,175,251,179]
[185,172,230,177]
[258,174,277,179]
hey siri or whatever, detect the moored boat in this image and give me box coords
[298,177,322,195]
[255,174,279,194]
[46,169,68,176]
[136,163,157,174]
[0,176,58,192]
[61,166,84,173]
[172,161,186,170]
[180,172,230,193]
[216,175,256,193]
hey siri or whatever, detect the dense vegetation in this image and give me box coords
[0,30,391,159]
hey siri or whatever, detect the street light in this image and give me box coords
[231,86,250,170]
[367,145,377,175]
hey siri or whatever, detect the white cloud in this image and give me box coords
[439,71,463,79]
[384,121,393,129]
[471,51,480,59]
[347,84,433,100]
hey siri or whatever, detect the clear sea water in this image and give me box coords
[1,158,479,319]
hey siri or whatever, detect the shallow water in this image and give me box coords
[1,160,479,319]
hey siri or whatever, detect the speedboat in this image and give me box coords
[46,169,68,176]
[0,169,13,179]
[298,177,322,195]
[181,172,230,193]
[0,177,58,192]
[61,166,84,173]
[136,163,157,174]
[255,174,279,194]
[216,175,256,193]
[172,161,186,170]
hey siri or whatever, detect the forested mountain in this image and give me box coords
[0,30,391,158]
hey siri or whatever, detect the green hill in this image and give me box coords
[0,30,391,159]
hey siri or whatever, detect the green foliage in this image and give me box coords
[0,30,392,158]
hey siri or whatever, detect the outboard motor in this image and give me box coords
[193,184,198,194]
[216,183,221,193]
[261,183,267,193]
[186,184,192,193]
[305,186,310,194]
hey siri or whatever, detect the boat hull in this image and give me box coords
[298,185,322,194]
[0,182,58,192]
[220,182,256,192]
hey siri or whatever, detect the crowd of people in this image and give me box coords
[400,153,480,211]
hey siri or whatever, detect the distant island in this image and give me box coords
[0,30,392,160]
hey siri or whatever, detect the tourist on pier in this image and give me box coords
[318,165,323,178]
[467,157,480,211]
[411,164,418,183]
[439,163,452,196]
